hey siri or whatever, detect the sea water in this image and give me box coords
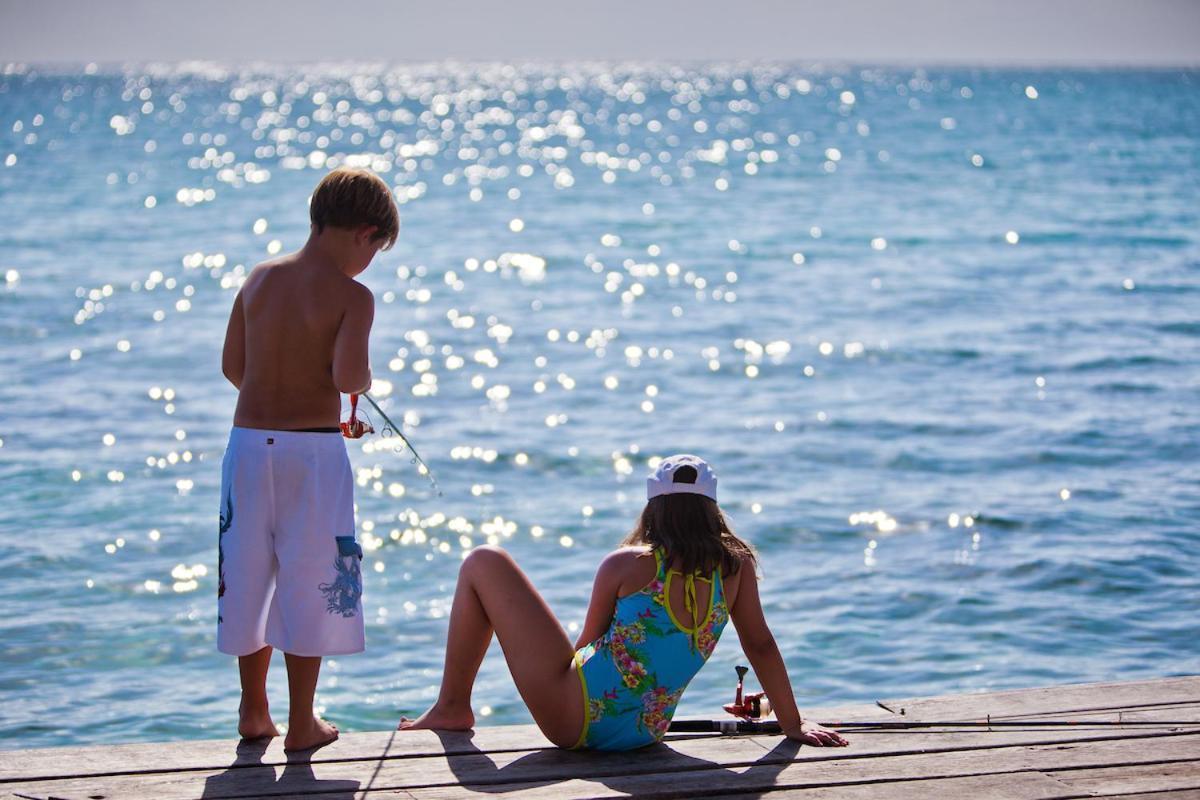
[0,63,1198,748]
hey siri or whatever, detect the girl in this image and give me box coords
[399,454,848,750]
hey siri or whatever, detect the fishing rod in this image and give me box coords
[669,719,1200,734]
[667,666,1200,735]
[342,392,441,495]
[821,719,1200,729]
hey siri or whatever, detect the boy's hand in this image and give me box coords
[340,418,374,439]
[784,721,849,747]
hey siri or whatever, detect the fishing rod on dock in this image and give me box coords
[669,718,1200,734]
[668,666,1200,736]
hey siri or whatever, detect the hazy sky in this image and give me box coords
[1,0,1198,65]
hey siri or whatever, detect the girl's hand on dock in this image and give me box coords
[786,721,849,747]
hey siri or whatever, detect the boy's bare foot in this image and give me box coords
[238,703,280,740]
[283,717,339,752]
[398,703,475,732]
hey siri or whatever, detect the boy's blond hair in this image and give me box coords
[310,168,400,250]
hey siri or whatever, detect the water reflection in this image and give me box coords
[1,62,1196,748]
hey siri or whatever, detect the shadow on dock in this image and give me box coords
[199,738,361,799]
[433,729,800,797]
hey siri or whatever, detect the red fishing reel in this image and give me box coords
[724,665,772,720]
[340,393,375,439]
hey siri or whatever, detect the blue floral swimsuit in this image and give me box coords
[573,548,729,750]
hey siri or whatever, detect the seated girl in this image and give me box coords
[399,454,848,750]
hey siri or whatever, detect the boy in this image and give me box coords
[218,167,399,751]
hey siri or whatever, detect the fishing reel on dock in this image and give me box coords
[724,665,772,721]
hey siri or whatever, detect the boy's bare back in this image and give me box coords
[224,252,374,430]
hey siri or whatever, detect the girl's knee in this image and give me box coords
[462,544,514,574]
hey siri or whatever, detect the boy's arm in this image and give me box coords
[221,290,246,389]
[332,283,375,395]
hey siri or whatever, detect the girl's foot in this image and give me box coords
[283,716,339,752]
[238,703,280,740]
[398,703,475,731]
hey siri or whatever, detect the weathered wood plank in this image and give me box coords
[12,730,1199,799]
[700,772,1074,800]
[0,725,560,782]
[410,772,1076,800]
[0,700,983,783]
[396,735,1199,797]
[0,734,772,799]
[1083,792,1200,800]
[4,714,1195,795]
[811,702,1200,736]
[0,700,892,783]
[877,677,1200,722]
[2,677,1196,799]
[1046,759,1200,796]
[399,736,1200,799]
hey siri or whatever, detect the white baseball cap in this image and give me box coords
[646,454,718,501]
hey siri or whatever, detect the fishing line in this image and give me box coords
[343,392,441,495]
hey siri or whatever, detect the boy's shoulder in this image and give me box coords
[343,276,374,305]
[242,255,292,286]
[243,255,372,302]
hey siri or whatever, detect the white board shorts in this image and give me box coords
[217,427,365,657]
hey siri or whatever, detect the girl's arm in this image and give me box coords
[728,556,848,747]
[572,549,633,650]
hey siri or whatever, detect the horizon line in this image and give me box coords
[6,59,1200,73]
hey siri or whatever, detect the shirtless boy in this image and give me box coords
[218,168,399,751]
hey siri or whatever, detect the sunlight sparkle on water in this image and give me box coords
[4,62,1195,748]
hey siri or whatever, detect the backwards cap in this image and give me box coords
[646,454,718,502]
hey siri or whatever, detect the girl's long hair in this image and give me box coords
[621,465,756,577]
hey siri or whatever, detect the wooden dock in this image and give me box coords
[2,676,1197,799]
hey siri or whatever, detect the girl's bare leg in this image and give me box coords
[399,546,585,747]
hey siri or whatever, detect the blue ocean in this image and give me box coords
[1,63,1197,749]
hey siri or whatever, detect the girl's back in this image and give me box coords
[611,546,744,627]
[573,546,744,750]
